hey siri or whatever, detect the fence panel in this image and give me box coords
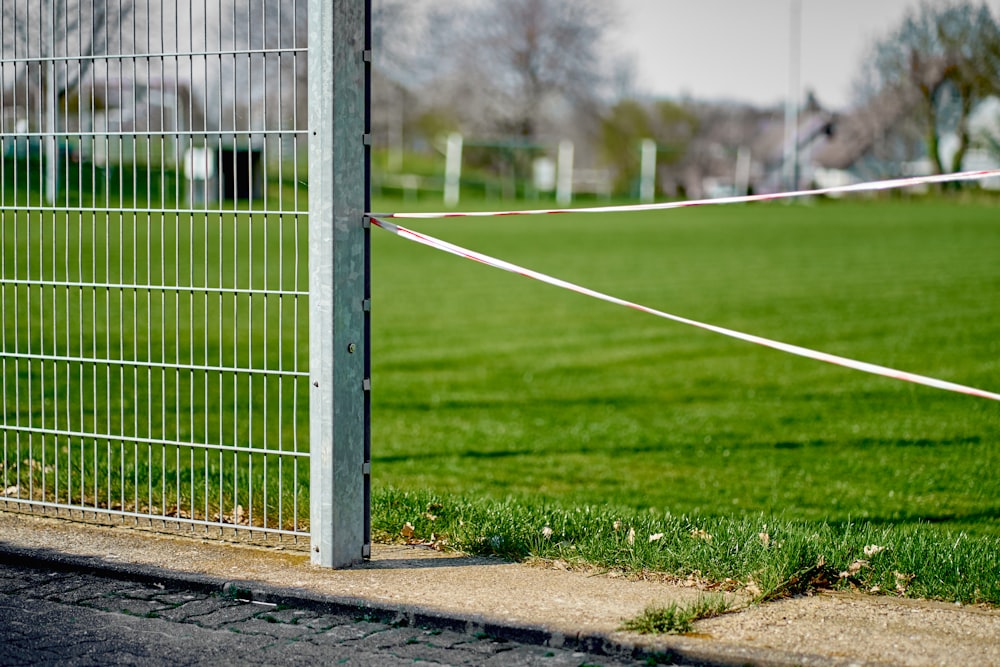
[1,0,312,541]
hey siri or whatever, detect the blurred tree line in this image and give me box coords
[858,0,1000,176]
[372,0,1000,199]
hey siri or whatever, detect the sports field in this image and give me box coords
[371,196,1000,537]
[3,188,999,600]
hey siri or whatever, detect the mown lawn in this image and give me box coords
[370,196,1000,537]
[4,184,999,603]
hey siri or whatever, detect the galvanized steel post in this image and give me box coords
[308,0,372,567]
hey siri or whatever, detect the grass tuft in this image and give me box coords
[621,594,732,635]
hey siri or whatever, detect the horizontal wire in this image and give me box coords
[0,351,307,378]
[0,46,307,66]
[0,129,306,138]
[0,499,308,537]
[0,424,309,458]
[0,204,306,216]
[0,278,306,298]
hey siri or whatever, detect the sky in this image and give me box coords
[615,0,933,110]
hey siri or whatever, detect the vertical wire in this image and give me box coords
[64,0,74,505]
[245,0,254,532]
[115,124,124,518]
[291,0,300,534]
[25,0,34,506]
[231,0,239,529]
[216,0,224,532]
[163,0,180,525]
[139,0,151,522]
[59,0,67,511]
[276,0,286,534]
[66,0,77,511]
[71,0,79,512]
[50,0,61,508]
[15,0,25,504]
[110,3,122,520]
[78,0,89,516]
[44,0,56,508]
[68,0,77,510]
[84,0,104,516]
[124,0,138,523]
[215,0,225,535]
[11,0,22,504]
[258,0,268,533]
[201,0,210,531]
[1,0,5,497]
[114,0,124,521]
[37,0,47,509]
[1,0,9,500]
[148,0,165,524]
[80,0,94,509]
[185,0,195,529]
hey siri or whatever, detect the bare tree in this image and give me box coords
[426,0,617,142]
[866,1,1000,174]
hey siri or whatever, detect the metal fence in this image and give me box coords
[1,0,371,565]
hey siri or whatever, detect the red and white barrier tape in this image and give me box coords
[383,168,1000,219]
[372,217,1000,402]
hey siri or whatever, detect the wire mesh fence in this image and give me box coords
[2,0,312,540]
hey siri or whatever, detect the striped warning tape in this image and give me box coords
[381,168,1000,219]
[371,216,1000,402]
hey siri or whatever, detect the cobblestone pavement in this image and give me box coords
[0,562,678,666]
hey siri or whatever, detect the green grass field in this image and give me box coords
[4,183,999,602]
[371,196,1000,537]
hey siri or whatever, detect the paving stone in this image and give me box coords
[176,600,264,628]
[259,606,319,625]
[300,613,351,631]
[231,615,319,639]
[151,591,206,605]
[419,627,476,649]
[34,582,111,605]
[314,619,388,643]
[8,573,84,597]
[0,561,663,666]
[84,595,176,617]
[153,596,242,623]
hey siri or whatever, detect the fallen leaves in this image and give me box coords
[864,544,886,557]
[612,520,637,546]
[215,505,249,526]
[395,520,448,550]
[840,559,869,579]
[690,529,713,543]
[894,571,915,596]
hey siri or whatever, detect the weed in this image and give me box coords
[621,594,731,635]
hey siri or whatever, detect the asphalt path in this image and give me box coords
[0,561,674,666]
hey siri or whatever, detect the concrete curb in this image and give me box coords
[0,541,869,667]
